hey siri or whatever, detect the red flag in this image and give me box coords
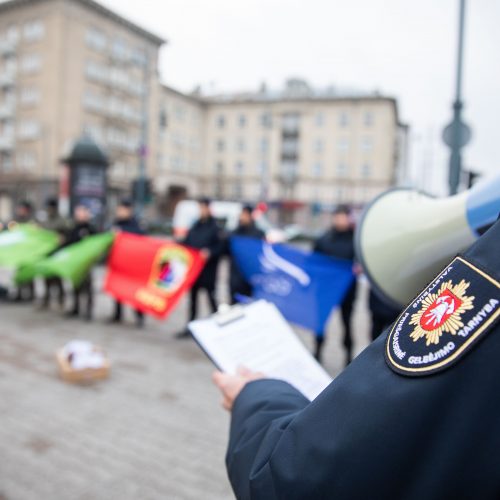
[103,232,205,319]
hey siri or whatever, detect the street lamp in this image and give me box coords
[443,0,472,195]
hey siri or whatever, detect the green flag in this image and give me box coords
[32,232,115,287]
[0,225,60,284]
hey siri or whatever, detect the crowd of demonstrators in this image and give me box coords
[176,198,224,339]
[108,199,145,328]
[312,205,358,365]
[226,205,265,305]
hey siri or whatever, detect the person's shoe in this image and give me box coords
[65,309,79,318]
[106,316,121,324]
[174,328,191,340]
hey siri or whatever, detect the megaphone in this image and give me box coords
[355,174,500,308]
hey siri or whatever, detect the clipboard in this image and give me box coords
[189,300,333,400]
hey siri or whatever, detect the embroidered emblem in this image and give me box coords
[386,257,500,376]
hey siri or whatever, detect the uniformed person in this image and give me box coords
[176,198,223,338]
[313,204,358,364]
[226,205,265,304]
[107,199,145,327]
[213,219,500,500]
[39,197,71,310]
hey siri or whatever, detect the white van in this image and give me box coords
[172,200,287,242]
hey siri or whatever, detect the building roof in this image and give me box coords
[0,0,167,45]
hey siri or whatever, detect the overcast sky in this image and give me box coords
[37,1,500,192]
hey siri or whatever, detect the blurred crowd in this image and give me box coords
[2,197,401,365]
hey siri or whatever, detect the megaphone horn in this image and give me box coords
[355,174,500,308]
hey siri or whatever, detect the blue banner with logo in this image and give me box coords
[230,236,355,332]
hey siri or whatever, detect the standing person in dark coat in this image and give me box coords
[213,219,500,500]
[108,199,145,327]
[12,200,38,302]
[66,204,96,320]
[39,197,70,310]
[176,198,222,338]
[313,204,357,364]
[227,205,265,304]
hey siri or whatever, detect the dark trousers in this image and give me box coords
[14,282,34,302]
[71,275,93,320]
[189,284,217,321]
[113,300,144,323]
[42,277,65,308]
[315,281,357,364]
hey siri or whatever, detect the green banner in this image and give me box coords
[0,225,60,284]
[29,232,115,287]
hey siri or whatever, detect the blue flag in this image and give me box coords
[230,236,354,332]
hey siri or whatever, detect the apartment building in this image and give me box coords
[0,0,164,217]
[157,80,407,212]
[0,0,407,222]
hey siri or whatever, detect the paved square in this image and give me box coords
[0,266,371,500]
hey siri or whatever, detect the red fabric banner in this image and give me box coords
[104,232,205,319]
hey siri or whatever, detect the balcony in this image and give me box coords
[0,135,14,151]
[0,40,17,56]
[0,103,15,120]
[0,73,15,88]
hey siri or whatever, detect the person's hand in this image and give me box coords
[212,366,265,411]
[353,263,363,276]
[201,248,211,260]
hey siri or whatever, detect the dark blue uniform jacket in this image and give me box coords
[226,220,500,500]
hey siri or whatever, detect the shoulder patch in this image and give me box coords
[385,256,500,376]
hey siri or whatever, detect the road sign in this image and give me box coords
[442,121,472,148]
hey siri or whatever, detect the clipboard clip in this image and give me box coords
[214,303,246,326]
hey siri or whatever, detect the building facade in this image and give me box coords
[0,0,164,219]
[0,0,408,224]
[157,80,407,215]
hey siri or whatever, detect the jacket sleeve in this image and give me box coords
[227,380,310,500]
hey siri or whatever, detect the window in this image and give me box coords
[337,137,349,151]
[18,120,40,140]
[23,20,45,42]
[259,137,269,153]
[233,182,243,199]
[5,56,17,75]
[315,112,325,127]
[339,111,349,127]
[86,27,107,52]
[235,161,244,174]
[312,162,322,177]
[282,113,300,134]
[1,153,13,171]
[238,114,246,128]
[215,161,224,174]
[6,25,19,43]
[257,161,267,174]
[20,86,40,106]
[3,120,15,137]
[360,163,372,178]
[111,38,128,60]
[216,139,225,152]
[336,162,348,177]
[260,112,272,128]
[236,138,245,152]
[282,137,298,156]
[361,136,373,152]
[314,139,323,153]
[21,54,42,74]
[364,111,374,127]
[216,114,225,128]
[17,151,36,170]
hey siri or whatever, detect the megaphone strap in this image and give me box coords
[385,256,500,377]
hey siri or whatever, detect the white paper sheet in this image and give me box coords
[189,300,333,400]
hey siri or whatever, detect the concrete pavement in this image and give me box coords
[0,265,372,500]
